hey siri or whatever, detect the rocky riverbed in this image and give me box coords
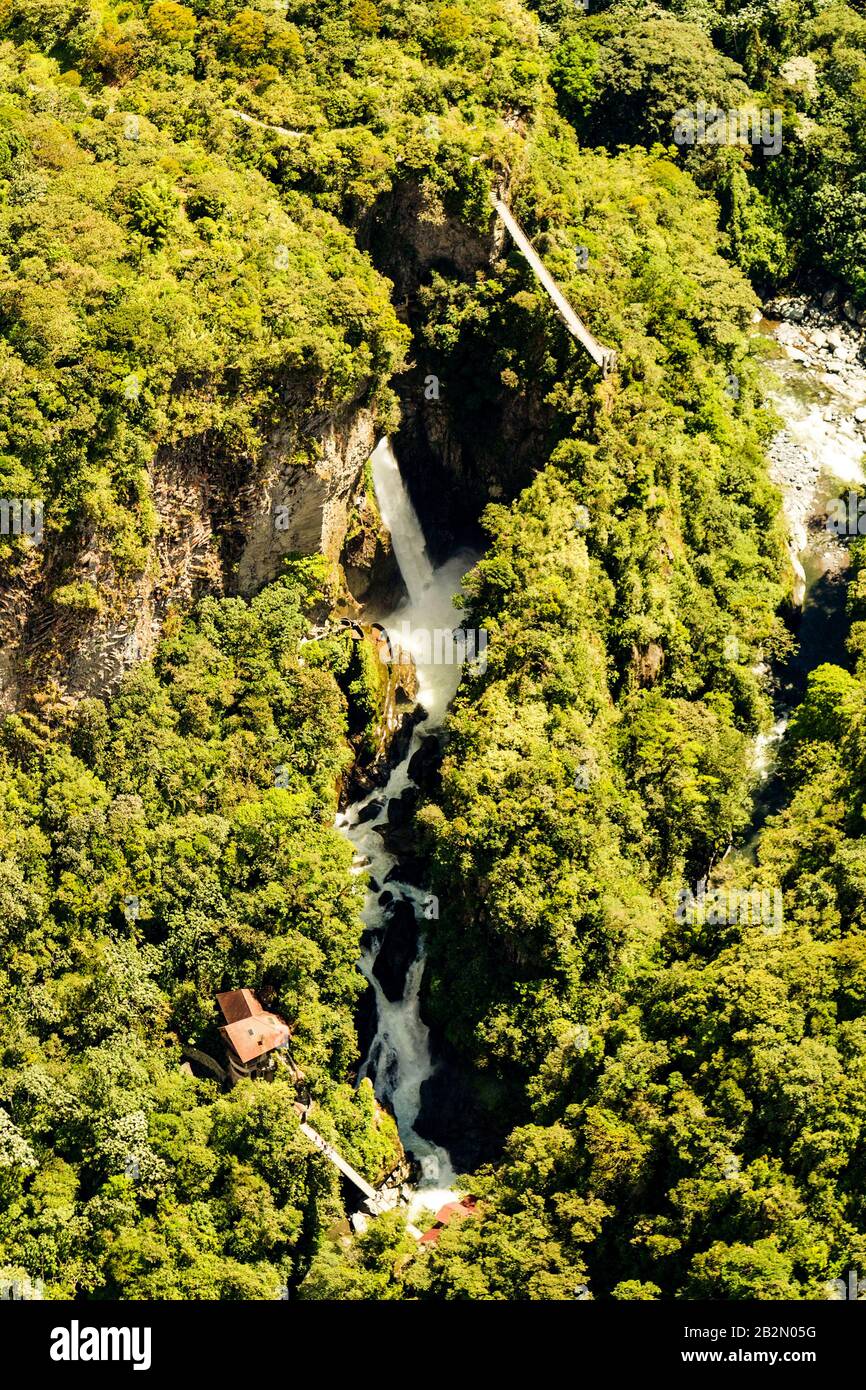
[760,294,866,607]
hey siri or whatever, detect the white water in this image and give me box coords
[751,716,789,782]
[336,438,477,1217]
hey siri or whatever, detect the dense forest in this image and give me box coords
[0,0,865,1303]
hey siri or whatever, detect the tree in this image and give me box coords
[551,34,600,124]
[147,2,197,46]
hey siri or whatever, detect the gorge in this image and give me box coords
[337,438,478,1212]
[6,0,866,1309]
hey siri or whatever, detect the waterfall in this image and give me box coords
[369,438,435,608]
[337,439,477,1214]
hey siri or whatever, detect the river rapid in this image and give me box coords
[336,306,866,1215]
[336,438,477,1216]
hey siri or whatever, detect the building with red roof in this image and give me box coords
[217,989,292,1083]
[419,1196,480,1245]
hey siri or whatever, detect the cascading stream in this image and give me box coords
[336,438,477,1214]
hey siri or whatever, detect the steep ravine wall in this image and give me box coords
[0,400,386,710]
[360,180,558,561]
[0,179,578,710]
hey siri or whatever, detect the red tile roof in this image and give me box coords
[419,1197,480,1245]
[220,1012,291,1064]
[216,989,263,1025]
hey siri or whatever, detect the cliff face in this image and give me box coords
[0,401,384,712]
[237,404,378,596]
[361,179,558,562]
[0,65,413,718]
[0,166,552,712]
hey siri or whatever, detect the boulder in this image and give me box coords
[355,980,378,1062]
[387,784,420,829]
[407,733,444,796]
[383,856,426,888]
[372,898,419,1003]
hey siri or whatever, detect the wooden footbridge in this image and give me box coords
[292,1098,409,1216]
[299,1118,378,1202]
[491,195,617,377]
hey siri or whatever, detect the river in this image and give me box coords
[750,310,866,803]
[337,313,866,1213]
[336,438,477,1215]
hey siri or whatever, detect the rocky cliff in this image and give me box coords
[0,400,388,712]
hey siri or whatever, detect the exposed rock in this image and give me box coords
[372,898,419,1003]
[0,400,383,711]
[383,855,426,889]
[631,640,665,688]
[355,981,379,1066]
[771,297,808,324]
[356,798,385,825]
[344,705,425,804]
[407,733,444,796]
[237,405,377,594]
[341,490,405,609]
[387,785,420,829]
[360,176,501,300]
[386,706,425,770]
[415,1044,508,1174]
[341,633,421,803]
[379,788,425,870]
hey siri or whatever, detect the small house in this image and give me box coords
[216,989,292,1084]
